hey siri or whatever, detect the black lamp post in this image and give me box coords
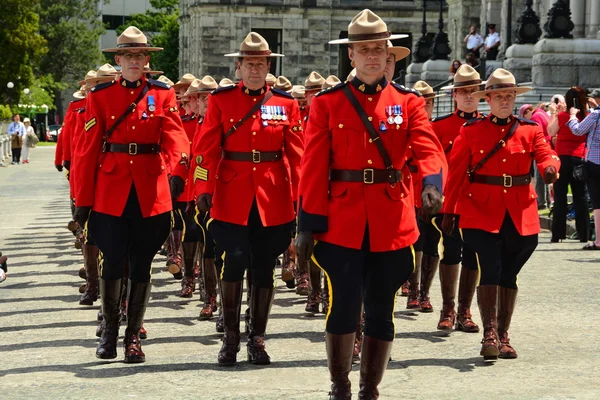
[413,0,431,63]
[429,0,451,60]
[544,0,574,38]
[515,0,542,44]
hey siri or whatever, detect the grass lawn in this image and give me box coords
[35,142,56,147]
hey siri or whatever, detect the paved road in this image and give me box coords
[1,147,599,400]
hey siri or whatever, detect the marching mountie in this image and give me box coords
[442,68,559,360]
[383,40,410,82]
[430,64,485,333]
[302,71,326,127]
[192,32,303,366]
[218,78,235,88]
[274,75,293,93]
[295,9,446,400]
[266,73,277,88]
[73,26,190,363]
[404,81,446,309]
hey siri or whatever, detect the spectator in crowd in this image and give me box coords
[465,52,478,68]
[484,24,500,60]
[0,251,6,283]
[551,87,590,243]
[588,89,600,110]
[8,114,25,165]
[449,59,462,79]
[568,89,600,250]
[519,104,535,119]
[530,101,560,209]
[21,117,35,164]
[463,25,484,58]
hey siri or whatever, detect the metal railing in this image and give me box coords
[0,132,11,166]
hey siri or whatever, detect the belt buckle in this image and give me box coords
[129,143,138,156]
[503,174,513,188]
[363,169,374,184]
[252,150,261,163]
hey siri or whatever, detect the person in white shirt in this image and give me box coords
[21,117,35,164]
[484,24,500,60]
[464,25,484,58]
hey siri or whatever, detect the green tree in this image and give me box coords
[116,0,180,80]
[0,0,47,106]
[38,0,105,120]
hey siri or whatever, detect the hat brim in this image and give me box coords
[441,81,486,91]
[224,53,284,58]
[144,70,163,75]
[329,34,408,45]
[388,47,411,61]
[473,86,532,98]
[73,91,85,99]
[84,74,119,84]
[102,46,163,53]
[178,89,214,98]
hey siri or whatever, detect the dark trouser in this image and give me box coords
[208,200,293,289]
[12,148,21,163]
[486,48,499,60]
[312,228,414,341]
[432,215,478,270]
[534,165,550,208]
[462,213,538,289]
[552,155,589,241]
[420,215,440,258]
[586,161,600,210]
[88,185,171,283]
[173,201,202,243]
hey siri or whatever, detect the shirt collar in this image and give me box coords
[350,76,388,95]
[489,114,514,126]
[456,109,479,120]
[241,84,267,96]
[119,77,145,89]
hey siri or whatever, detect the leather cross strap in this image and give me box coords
[408,164,418,173]
[222,91,273,144]
[222,149,282,163]
[342,85,399,184]
[330,169,403,185]
[468,120,519,181]
[104,143,160,155]
[470,173,531,187]
[104,83,150,142]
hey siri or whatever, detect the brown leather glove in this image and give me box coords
[441,214,456,237]
[74,206,91,228]
[55,164,63,172]
[196,193,213,212]
[295,231,314,268]
[421,185,443,219]
[185,201,196,217]
[543,165,558,184]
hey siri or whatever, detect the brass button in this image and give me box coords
[252,132,257,136]
[503,189,507,193]
[253,115,256,119]
[368,117,373,121]
[368,138,373,143]
[339,123,344,128]
[132,126,135,130]
[367,159,373,165]
[285,177,289,181]
[253,98,257,102]
[189,141,192,145]
[230,119,234,122]
[502,129,505,132]
[368,97,373,101]
[161,166,165,170]
[252,167,256,171]
[99,164,102,168]
[111,116,115,120]
[531,194,535,198]
[469,193,472,197]
[130,160,133,164]
[130,91,134,95]
[522,150,526,154]
[408,145,412,149]
[503,159,506,162]
[401,193,405,198]
[449,141,453,144]
[480,150,484,153]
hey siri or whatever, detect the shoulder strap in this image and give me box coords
[468,120,519,179]
[103,83,150,141]
[222,91,273,144]
[342,85,396,178]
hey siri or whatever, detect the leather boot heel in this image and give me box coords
[96,278,122,359]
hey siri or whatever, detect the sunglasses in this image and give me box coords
[118,53,148,60]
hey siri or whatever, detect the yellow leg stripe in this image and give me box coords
[311,240,334,324]
[169,210,175,231]
[474,252,482,287]
[219,251,226,281]
[98,251,104,278]
[410,243,416,274]
[178,209,187,242]
[206,217,214,230]
[431,216,446,262]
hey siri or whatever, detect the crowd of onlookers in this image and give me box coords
[6,113,37,165]
[518,88,600,249]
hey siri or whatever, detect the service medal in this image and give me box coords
[148,104,156,112]
[387,116,395,124]
[394,115,403,125]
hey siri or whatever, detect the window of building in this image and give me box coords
[103,15,131,31]
[253,28,283,76]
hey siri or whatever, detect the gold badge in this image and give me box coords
[196,155,203,164]
[358,84,366,92]
[194,166,208,182]
[121,80,127,87]
[85,117,97,132]
[376,84,382,92]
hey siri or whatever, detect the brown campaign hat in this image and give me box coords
[180,76,218,99]
[102,26,163,53]
[413,80,446,99]
[387,40,410,62]
[73,86,86,99]
[274,76,293,92]
[143,63,163,75]
[173,73,197,90]
[219,78,235,88]
[84,64,118,89]
[322,75,341,90]
[441,64,484,91]
[473,68,532,98]
[304,71,325,91]
[266,74,277,86]
[157,75,175,86]
[77,70,97,87]
[291,85,306,99]
[329,9,408,44]
[225,32,284,57]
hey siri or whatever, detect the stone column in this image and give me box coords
[570,0,586,38]
[588,0,600,38]
[447,0,481,59]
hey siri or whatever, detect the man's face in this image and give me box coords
[348,41,387,77]
[306,90,319,106]
[425,98,434,119]
[454,87,479,112]
[187,95,200,115]
[115,51,150,80]
[13,115,20,122]
[237,57,271,89]
[384,53,397,81]
[470,25,477,34]
[198,93,209,116]
[486,90,516,118]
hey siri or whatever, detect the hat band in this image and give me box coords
[453,79,482,88]
[347,31,391,41]
[423,92,436,99]
[305,84,322,90]
[238,50,273,56]
[485,83,517,90]
[117,43,151,49]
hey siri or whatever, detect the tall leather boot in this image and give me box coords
[406,251,422,309]
[244,270,253,335]
[419,255,439,312]
[358,336,393,400]
[96,278,122,359]
[306,260,322,315]
[456,267,480,332]
[437,264,459,330]
[281,240,296,289]
[295,257,310,296]
[124,280,151,363]
[79,244,99,305]
[218,280,243,366]
[498,287,518,359]
[247,285,275,365]
[180,242,197,298]
[353,306,364,363]
[322,278,330,315]
[167,230,184,278]
[477,285,500,360]
[199,257,218,319]
[326,332,355,400]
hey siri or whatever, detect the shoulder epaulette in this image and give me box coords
[315,82,347,97]
[212,85,237,95]
[148,79,171,90]
[271,88,293,99]
[90,81,115,93]
[432,113,452,123]
[182,114,196,122]
[463,117,485,126]
[71,98,85,104]
[77,107,86,114]
[517,117,538,126]
[391,82,421,97]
